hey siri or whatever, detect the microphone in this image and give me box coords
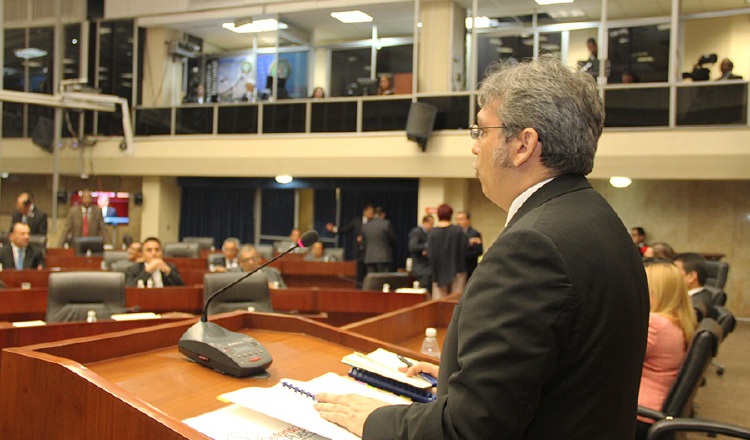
[178,229,319,377]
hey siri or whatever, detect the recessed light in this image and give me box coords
[535,0,574,5]
[275,175,293,184]
[331,10,373,24]
[14,47,48,59]
[609,176,632,188]
[222,19,288,34]
[465,16,494,29]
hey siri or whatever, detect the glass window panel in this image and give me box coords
[257,51,308,99]
[539,32,562,58]
[683,15,748,82]
[4,29,26,91]
[262,103,306,133]
[217,105,259,134]
[64,24,81,80]
[604,87,669,127]
[2,103,25,138]
[135,108,171,135]
[330,48,371,97]
[362,99,411,131]
[476,35,533,86]
[176,107,213,135]
[676,83,748,126]
[568,29,599,75]
[607,25,670,83]
[311,102,357,132]
[28,27,54,94]
[418,96,470,130]
[376,44,413,94]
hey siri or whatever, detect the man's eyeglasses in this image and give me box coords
[469,124,507,140]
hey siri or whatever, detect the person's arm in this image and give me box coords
[125,264,150,287]
[407,229,427,254]
[162,263,184,286]
[34,247,45,269]
[361,229,574,439]
[466,229,483,260]
[38,212,48,236]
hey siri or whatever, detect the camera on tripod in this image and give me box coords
[682,54,717,81]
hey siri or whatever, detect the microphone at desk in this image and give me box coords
[177,230,319,378]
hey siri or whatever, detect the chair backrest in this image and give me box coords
[255,243,273,261]
[163,242,200,258]
[206,252,224,267]
[45,271,126,323]
[74,236,105,256]
[103,250,129,269]
[111,259,137,273]
[704,286,727,307]
[661,318,722,418]
[362,272,414,291]
[714,306,736,341]
[203,272,273,315]
[704,260,729,290]
[28,234,47,249]
[182,236,215,251]
[323,247,345,262]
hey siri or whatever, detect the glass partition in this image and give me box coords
[676,83,747,126]
[311,101,358,132]
[217,105,259,134]
[604,87,670,127]
[135,108,171,135]
[607,24,670,84]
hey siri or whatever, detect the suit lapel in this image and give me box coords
[504,174,592,232]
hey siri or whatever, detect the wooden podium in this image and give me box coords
[0,312,436,439]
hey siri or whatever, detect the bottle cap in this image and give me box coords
[425,327,437,337]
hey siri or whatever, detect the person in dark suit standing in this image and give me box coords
[58,189,110,247]
[326,204,374,286]
[456,210,483,279]
[125,237,184,287]
[315,56,649,439]
[360,207,396,274]
[674,252,716,320]
[407,215,434,290]
[0,223,45,270]
[10,191,47,236]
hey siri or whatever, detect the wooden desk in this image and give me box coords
[0,269,54,288]
[275,260,357,288]
[46,255,103,269]
[0,312,435,438]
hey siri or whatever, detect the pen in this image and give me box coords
[397,355,438,387]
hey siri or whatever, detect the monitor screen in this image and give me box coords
[70,191,130,225]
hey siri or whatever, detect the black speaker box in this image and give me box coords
[32,116,55,153]
[133,192,143,206]
[57,190,68,204]
[406,102,438,152]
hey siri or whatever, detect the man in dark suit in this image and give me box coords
[327,204,374,285]
[125,237,184,287]
[456,210,483,278]
[674,252,716,320]
[10,191,47,236]
[59,189,110,247]
[233,245,286,288]
[209,237,240,272]
[407,215,434,290]
[0,223,45,270]
[315,56,650,439]
[361,207,396,274]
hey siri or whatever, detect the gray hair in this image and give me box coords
[223,237,241,248]
[477,55,604,175]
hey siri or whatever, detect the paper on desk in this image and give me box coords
[342,348,432,389]
[219,372,410,440]
[183,403,325,440]
[110,312,161,321]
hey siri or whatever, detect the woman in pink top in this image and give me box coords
[635,262,697,439]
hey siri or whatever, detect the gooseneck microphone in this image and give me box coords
[178,229,319,377]
[201,229,319,322]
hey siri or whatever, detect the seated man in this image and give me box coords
[236,244,286,288]
[0,222,45,270]
[210,237,240,272]
[127,241,143,262]
[125,237,184,287]
[304,242,326,262]
[673,252,715,320]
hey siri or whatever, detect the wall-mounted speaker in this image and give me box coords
[406,102,438,152]
[133,192,143,206]
[32,116,55,153]
[57,190,68,204]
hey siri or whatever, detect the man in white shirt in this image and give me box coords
[674,252,715,320]
[0,222,45,270]
[124,237,184,287]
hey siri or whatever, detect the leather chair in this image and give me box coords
[638,319,722,438]
[255,243,274,261]
[45,272,126,323]
[103,250,128,270]
[705,285,728,307]
[711,306,736,376]
[206,252,224,267]
[111,259,137,273]
[182,236,215,251]
[163,242,200,258]
[323,247,345,262]
[362,272,414,291]
[28,234,47,253]
[203,272,273,316]
[74,236,105,256]
[704,260,729,290]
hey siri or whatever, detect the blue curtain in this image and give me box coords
[260,189,295,237]
[314,189,337,242]
[179,187,255,245]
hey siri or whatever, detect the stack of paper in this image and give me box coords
[341,348,433,389]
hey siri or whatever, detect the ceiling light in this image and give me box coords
[548,9,586,19]
[275,175,293,184]
[222,18,288,34]
[535,0,574,5]
[331,10,373,23]
[465,16,494,30]
[609,176,632,188]
[14,48,47,59]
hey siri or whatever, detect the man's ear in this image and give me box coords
[513,129,542,167]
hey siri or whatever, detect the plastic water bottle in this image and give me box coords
[382,283,390,293]
[420,327,441,359]
[146,278,154,288]
[136,279,145,288]
[86,310,97,323]
[413,281,420,289]
[86,249,92,257]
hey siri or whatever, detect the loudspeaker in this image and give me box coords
[133,192,143,206]
[57,190,68,204]
[32,116,55,153]
[406,102,438,152]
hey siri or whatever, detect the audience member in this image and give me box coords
[455,211,483,279]
[377,74,394,95]
[304,242,326,262]
[315,56,649,439]
[241,79,267,102]
[10,191,47,236]
[327,204,374,285]
[127,241,143,263]
[0,223,45,270]
[635,262,696,440]
[718,58,742,80]
[311,87,325,98]
[211,237,241,272]
[237,244,286,288]
[622,71,638,84]
[125,237,184,287]
[631,226,650,256]
[185,83,210,104]
[427,203,466,299]
[407,215,434,290]
[361,207,396,274]
[97,195,116,218]
[59,189,110,247]
[643,242,675,261]
[580,38,599,77]
[673,252,715,320]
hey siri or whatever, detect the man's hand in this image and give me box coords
[326,223,336,232]
[399,361,439,379]
[469,237,482,245]
[314,393,391,437]
[146,258,171,275]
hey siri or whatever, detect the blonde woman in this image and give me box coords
[636,262,697,439]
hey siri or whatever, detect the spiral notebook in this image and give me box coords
[219,372,410,440]
[341,349,437,403]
